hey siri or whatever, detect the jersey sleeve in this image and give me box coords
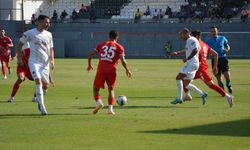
[95,43,102,53]
[223,36,228,46]
[49,33,54,49]
[6,37,12,44]
[20,31,31,44]
[189,38,199,51]
[119,45,125,57]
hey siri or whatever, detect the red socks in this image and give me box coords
[108,97,115,105]
[11,83,20,97]
[209,83,226,97]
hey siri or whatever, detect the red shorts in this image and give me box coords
[0,55,10,63]
[94,69,116,89]
[194,69,212,83]
[17,65,33,81]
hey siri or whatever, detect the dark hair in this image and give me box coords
[37,15,50,21]
[109,30,119,39]
[182,28,190,34]
[191,30,201,37]
[210,26,217,29]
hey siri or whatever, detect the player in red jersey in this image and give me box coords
[8,43,54,103]
[87,30,132,115]
[183,30,233,107]
[0,28,13,79]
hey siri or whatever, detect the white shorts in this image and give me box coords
[180,63,199,80]
[29,62,50,84]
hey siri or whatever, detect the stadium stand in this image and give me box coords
[28,0,249,23]
[38,0,91,21]
[112,0,184,21]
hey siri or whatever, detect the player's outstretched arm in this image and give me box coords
[120,56,132,78]
[49,74,55,87]
[16,42,24,66]
[50,48,55,70]
[8,39,14,48]
[87,50,97,71]
[209,49,218,75]
[170,49,186,56]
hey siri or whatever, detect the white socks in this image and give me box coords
[186,83,204,96]
[36,84,45,107]
[96,99,104,106]
[108,105,113,110]
[225,93,231,99]
[176,80,183,100]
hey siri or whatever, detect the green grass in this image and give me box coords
[0,59,250,150]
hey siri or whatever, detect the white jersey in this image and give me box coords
[22,42,30,51]
[185,36,200,66]
[20,28,53,65]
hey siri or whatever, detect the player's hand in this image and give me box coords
[50,79,55,87]
[212,67,218,75]
[170,52,178,56]
[182,58,188,63]
[50,60,55,70]
[126,70,132,78]
[87,65,93,71]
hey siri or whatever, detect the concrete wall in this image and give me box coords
[0,0,13,20]
[1,21,250,58]
[50,22,250,58]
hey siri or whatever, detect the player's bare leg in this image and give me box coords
[223,71,232,94]
[8,73,24,103]
[216,74,224,90]
[107,86,115,115]
[1,60,6,79]
[35,78,48,115]
[183,80,192,101]
[93,87,104,114]
[6,61,11,75]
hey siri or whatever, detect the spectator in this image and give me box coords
[52,10,58,22]
[159,9,164,19]
[60,10,68,21]
[79,3,87,13]
[152,9,159,20]
[165,6,172,17]
[144,6,151,16]
[241,7,249,22]
[31,14,36,25]
[134,8,141,23]
[89,9,96,23]
[71,9,78,20]
[164,40,172,58]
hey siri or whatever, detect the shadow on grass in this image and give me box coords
[76,105,200,110]
[128,96,175,99]
[141,118,250,137]
[0,113,89,119]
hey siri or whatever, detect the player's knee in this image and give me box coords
[35,78,42,85]
[206,81,213,87]
[42,84,48,90]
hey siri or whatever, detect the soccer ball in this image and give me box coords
[116,95,127,106]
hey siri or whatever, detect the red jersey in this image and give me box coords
[198,40,212,71]
[96,40,125,71]
[0,36,12,56]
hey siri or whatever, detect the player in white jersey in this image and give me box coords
[16,15,55,115]
[170,28,207,105]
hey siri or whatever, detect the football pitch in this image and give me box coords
[0,59,250,150]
